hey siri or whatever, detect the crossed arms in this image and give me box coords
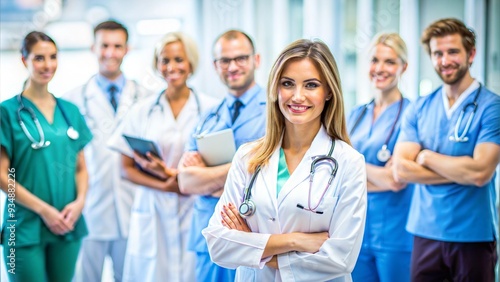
[392,142,500,186]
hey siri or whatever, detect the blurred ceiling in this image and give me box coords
[0,0,187,51]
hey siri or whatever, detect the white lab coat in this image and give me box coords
[64,76,152,240]
[203,126,367,282]
[108,90,219,282]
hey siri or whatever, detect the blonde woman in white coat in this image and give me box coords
[108,32,219,282]
[203,39,367,282]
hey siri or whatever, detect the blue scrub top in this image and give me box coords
[348,98,414,251]
[398,86,500,242]
[1,95,92,247]
[186,84,267,253]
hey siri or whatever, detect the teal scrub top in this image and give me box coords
[0,95,92,247]
[276,148,290,197]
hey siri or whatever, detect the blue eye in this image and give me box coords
[305,82,320,89]
[281,80,293,87]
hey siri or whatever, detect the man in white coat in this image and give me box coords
[64,20,151,282]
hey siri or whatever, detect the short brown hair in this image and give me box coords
[94,20,128,42]
[212,30,255,57]
[421,18,475,55]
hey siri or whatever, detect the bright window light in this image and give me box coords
[136,19,181,36]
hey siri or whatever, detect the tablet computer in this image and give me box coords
[123,134,162,160]
[196,128,236,166]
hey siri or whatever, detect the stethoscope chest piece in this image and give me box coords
[449,135,469,142]
[377,144,391,162]
[67,126,79,140]
[31,140,50,149]
[238,200,256,218]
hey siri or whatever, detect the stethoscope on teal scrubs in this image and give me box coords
[192,99,226,138]
[350,98,404,162]
[448,85,481,142]
[239,140,338,217]
[17,94,79,149]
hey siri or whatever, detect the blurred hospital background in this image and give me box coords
[1,0,499,281]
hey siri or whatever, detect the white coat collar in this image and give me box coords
[85,76,139,120]
[269,126,333,205]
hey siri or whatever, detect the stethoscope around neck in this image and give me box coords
[192,99,226,138]
[142,87,201,137]
[238,140,338,218]
[16,94,79,149]
[147,87,201,117]
[448,85,482,142]
[80,75,140,128]
[350,98,404,162]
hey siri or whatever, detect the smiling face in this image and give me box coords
[278,58,329,130]
[369,43,406,92]
[22,41,58,86]
[156,41,191,89]
[213,33,260,96]
[92,29,128,80]
[430,33,475,86]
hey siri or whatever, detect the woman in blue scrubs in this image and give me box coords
[0,31,92,282]
[349,33,413,282]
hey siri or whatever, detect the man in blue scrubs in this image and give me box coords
[393,18,500,282]
[178,30,266,282]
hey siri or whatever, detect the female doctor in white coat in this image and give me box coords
[203,39,367,282]
[108,32,218,282]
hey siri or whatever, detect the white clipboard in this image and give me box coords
[196,128,236,166]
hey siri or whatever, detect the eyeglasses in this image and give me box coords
[214,54,252,69]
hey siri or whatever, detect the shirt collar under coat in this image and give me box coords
[225,84,262,110]
[95,73,126,102]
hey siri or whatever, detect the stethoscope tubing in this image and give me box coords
[81,75,140,124]
[449,85,481,142]
[350,97,404,161]
[16,94,78,149]
[240,139,338,216]
[144,88,202,137]
[193,99,226,138]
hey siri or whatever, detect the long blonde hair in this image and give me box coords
[247,39,349,173]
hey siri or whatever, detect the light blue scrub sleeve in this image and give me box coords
[0,105,13,159]
[477,97,500,144]
[396,101,419,144]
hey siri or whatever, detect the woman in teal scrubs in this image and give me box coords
[0,31,92,282]
[348,33,413,282]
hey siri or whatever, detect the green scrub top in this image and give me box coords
[276,148,290,197]
[0,95,92,247]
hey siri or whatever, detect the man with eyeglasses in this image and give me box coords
[178,30,266,282]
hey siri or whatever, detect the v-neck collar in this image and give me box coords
[20,95,59,126]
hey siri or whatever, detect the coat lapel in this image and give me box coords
[115,80,139,121]
[87,77,115,120]
[276,127,332,206]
